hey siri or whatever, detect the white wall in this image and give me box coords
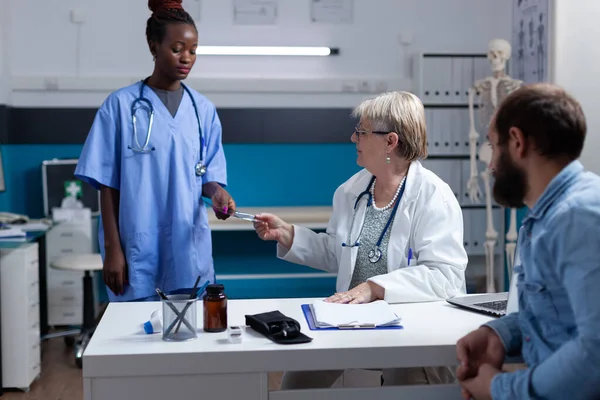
[552,0,600,174]
[7,0,512,108]
[0,0,10,105]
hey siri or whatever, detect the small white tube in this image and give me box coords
[143,309,162,334]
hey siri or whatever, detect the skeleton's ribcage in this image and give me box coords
[476,82,516,132]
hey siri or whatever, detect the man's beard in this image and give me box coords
[492,151,528,209]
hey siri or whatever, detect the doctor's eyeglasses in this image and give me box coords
[353,125,392,137]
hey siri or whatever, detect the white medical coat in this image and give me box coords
[277,161,468,303]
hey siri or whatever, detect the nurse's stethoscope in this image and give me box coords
[341,175,407,263]
[129,79,207,177]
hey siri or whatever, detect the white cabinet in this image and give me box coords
[46,209,92,326]
[0,242,42,390]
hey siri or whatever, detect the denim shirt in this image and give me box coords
[486,160,600,400]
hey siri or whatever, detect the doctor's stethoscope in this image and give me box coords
[129,79,207,177]
[341,175,407,263]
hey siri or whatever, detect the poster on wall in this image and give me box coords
[233,0,278,25]
[511,0,549,83]
[310,0,354,24]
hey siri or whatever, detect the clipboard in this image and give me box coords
[301,304,403,331]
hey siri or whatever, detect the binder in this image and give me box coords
[301,304,404,331]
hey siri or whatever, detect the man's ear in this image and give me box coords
[508,126,528,159]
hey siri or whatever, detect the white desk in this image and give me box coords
[83,298,492,400]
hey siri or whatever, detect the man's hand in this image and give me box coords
[456,326,505,381]
[103,248,128,295]
[324,281,384,304]
[459,364,502,400]
[203,182,235,220]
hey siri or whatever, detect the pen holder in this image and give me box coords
[161,295,198,342]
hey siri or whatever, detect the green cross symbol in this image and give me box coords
[64,180,82,199]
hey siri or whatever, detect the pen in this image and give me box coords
[155,288,169,300]
[195,281,210,298]
[189,275,201,299]
[408,248,412,266]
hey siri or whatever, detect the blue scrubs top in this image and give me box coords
[74,81,227,302]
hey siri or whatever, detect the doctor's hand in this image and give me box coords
[325,281,384,304]
[103,248,128,296]
[203,183,236,220]
[253,213,294,250]
[456,326,505,384]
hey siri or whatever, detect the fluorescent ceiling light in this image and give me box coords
[196,46,339,56]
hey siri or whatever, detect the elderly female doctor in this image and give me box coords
[254,91,468,388]
[74,0,234,302]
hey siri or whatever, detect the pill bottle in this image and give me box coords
[203,283,227,332]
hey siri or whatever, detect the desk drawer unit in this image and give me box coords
[45,219,92,326]
[48,305,83,326]
[0,243,42,390]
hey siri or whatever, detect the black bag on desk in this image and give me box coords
[245,310,313,344]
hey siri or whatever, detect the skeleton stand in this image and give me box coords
[505,209,518,272]
[481,168,498,293]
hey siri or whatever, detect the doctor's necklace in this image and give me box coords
[370,176,406,211]
[367,176,407,263]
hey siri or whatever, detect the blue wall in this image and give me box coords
[2,144,523,296]
[0,143,361,216]
[0,143,361,299]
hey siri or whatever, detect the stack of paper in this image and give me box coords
[7,222,50,232]
[311,300,401,328]
[0,226,26,240]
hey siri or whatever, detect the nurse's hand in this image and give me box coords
[253,213,294,250]
[103,248,128,296]
[204,183,236,220]
[324,281,384,304]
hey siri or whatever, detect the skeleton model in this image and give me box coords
[467,39,523,293]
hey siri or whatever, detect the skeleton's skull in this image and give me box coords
[487,38,512,73]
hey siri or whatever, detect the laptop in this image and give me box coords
[448,242,521,317]
[446,286,514,317]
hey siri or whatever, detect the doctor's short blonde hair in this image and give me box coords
[351,91,428,162]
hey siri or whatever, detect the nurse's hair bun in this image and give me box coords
[148,0,184,14]
[146,0,195,45]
